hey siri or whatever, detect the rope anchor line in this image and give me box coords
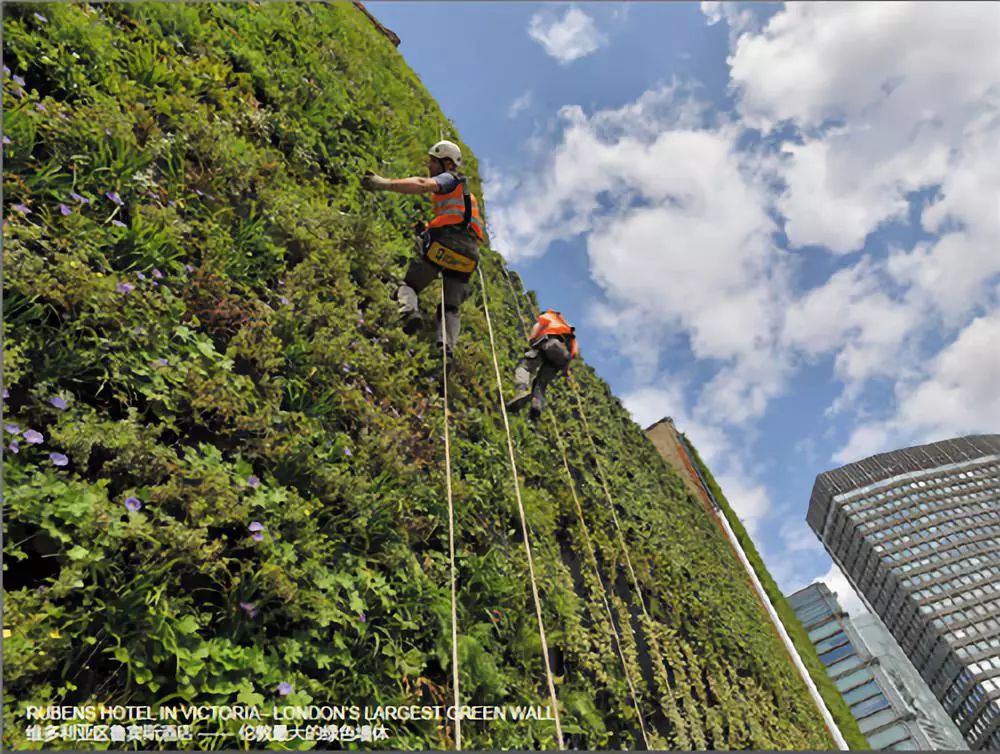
[476,265,566,751]
[440,283,462,750]
[494,264,652,750]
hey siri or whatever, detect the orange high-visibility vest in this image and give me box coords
[428,176,484,240]
[532,310,578,359]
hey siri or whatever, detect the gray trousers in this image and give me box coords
[396,233,473,350]
[514,337,571,411]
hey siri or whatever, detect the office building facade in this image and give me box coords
[789,583,934,750]
[807,435,1000,749]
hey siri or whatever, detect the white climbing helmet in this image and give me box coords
[428,140,462,167]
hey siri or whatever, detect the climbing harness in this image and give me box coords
[500,267,651,750]
[476,265,565,751]
[423,237,477,274]
[440,284,463,750]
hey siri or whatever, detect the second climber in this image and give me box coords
[361,140,484,357]
[506,309,579,422]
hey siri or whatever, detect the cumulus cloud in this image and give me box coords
[623,382,772,537]
[728,2,1000,255]
[490,1,1000,597]
[836,311,1000,463]
[817,563,869,618]
[489,84,794,428]
[507,90,533,119]
[528,6,607,64]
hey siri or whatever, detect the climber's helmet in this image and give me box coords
[427,140,462,173]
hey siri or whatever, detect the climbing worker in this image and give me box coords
[506,309,579,421]
[360,140,484,357]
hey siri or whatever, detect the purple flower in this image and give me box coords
[358,611,366,623]
[2,136,10,146]
[343,447,352,457]
[35,102,46,112]
[136,272,146,280]
[364,385,373,395]
[155,357,168,367]
[2,388,9,399]
[167,200,177,208]
[152,268,163,279]
[111,219,127,228]
[124,496,142,512]
[12,75,25,87]
[116,282,135,294]
[2,65,9,77]
[239,601,257,618]
[33,12,48,23]
[49,396,67,410]
[277,682,293,696]
[341,364,350,373]
[152,281,159,288]
[4,423,20,436]
[8,441,19,454]
[184,264,194,273]
[12,203,30,215]
[106,191,123,206]
[247,475,260,489]
[50,452,69,467]
[279,296,289,306]
[23,429,44,444]
[58,203,71,216]
[249,521,264,541]
[70,191,90,205]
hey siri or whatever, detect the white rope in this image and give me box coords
[550,416,653,749]
[501,268,651,749]
[568,377,653,619]
[440,283,462,750]
[476,265,565,751]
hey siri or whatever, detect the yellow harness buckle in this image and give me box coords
[425,240,477,274]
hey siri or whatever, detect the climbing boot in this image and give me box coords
[529,395,544,422]
[402,311,424,335]
[506,386,532,414]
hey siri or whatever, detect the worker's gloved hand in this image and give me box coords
[361,172,392,191]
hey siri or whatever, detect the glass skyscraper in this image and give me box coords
[807,435,1000,750]
[788,582,932,749]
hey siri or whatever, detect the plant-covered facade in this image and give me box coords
[3,3,839,749]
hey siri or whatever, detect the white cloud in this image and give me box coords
[490,2,1000,575]
[507,90,533,119]
[727,2,1000,255]
[623,382,772,536]
[489,85,793,428]
[836,311,1000,463]
[817,563,869,618]
[528,6,607,64]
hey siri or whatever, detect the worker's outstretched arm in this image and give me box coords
[362,172,438,194]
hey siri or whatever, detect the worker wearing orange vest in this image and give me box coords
[506,309,579,421]
[361,140,484,357]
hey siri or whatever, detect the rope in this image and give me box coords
[567,376,652,619]
[476,265,565,751]
[499,266,651,749]
[440,283,462,750]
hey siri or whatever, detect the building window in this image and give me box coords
[852,693,891,719]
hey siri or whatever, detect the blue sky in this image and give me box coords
[367,2,1000,615]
